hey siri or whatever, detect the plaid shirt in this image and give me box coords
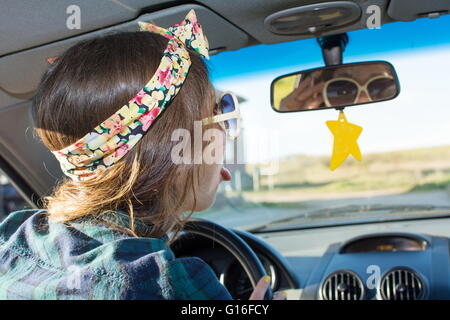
[0,209,232,300]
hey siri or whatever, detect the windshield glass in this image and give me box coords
[195,16,450,231]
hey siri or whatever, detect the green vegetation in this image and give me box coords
[243,145,450,202]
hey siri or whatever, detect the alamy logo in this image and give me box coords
[366,265,381,289]
[66,5,81,30]
[170,122,280,175]
[366,5,382,30]
[66,265,82,290]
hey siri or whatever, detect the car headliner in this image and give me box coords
[0,0,449,207]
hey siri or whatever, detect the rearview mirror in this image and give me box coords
[271,61,400,112]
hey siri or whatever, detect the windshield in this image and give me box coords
[195,16,450,231]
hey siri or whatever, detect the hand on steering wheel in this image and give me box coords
[181,218,288,300]
[250,276,286,300]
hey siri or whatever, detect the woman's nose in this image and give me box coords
[356,90,371,103]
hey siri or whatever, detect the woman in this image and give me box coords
[0,10,284,300]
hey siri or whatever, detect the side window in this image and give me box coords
[0,170,31,220]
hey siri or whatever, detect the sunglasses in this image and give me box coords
[323,75,397,107]
[202,92,241,139]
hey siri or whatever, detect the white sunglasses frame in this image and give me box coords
[201,91,241,140]
[323,75,395,108]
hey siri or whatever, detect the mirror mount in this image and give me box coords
[317,34,349,110]
[317,33,349,67]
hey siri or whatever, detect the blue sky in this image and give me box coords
[208,14,450,81]
[207,15,450,163]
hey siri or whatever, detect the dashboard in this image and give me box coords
[300,232,446,300]
[172,217,450,300]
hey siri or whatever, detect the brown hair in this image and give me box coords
[32,31,215,241]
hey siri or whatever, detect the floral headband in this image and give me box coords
[51,9,209,182]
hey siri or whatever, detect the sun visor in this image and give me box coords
[0,4,249,97]
[0,0,157,57]
[388,0,450,21]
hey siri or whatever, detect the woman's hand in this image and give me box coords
[279,77,324,111]
[249,276,287,300]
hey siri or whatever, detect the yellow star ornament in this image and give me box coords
[326,111,363,171]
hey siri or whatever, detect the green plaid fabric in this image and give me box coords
[0,209,232,300]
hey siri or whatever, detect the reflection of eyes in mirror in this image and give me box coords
[272,62,399,112]
[323,75,397,107]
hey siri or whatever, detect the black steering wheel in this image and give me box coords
[179,218,273,300]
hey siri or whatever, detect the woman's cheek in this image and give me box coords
[192,164,220,211]
[192,127,227,212]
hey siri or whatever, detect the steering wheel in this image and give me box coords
[179,218,273,300]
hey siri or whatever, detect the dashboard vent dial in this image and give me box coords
[380,267,425,300]
[321,270,364,300]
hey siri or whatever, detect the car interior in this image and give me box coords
[1,0,450,300]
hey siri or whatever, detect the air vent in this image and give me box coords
[380,267,425,300]
[321,270,364,300]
